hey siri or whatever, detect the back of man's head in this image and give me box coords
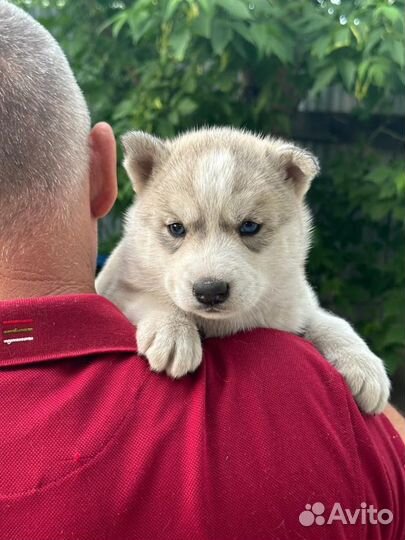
[0,1,91,232]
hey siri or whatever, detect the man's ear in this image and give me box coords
[121,131,167,193]
[267,140,320,199]
[89,122,118,218]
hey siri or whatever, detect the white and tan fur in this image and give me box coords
[96,127,390,414]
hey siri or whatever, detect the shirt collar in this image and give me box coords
[0,294,137,367]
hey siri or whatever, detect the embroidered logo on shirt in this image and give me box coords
[2,319,34,345]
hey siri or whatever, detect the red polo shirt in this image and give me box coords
[0,294,404,540]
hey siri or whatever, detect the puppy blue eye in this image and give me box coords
[239,221,262,236]
[168,222,186,238]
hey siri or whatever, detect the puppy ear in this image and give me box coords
[268,141,320,198]
[121,131,167,192]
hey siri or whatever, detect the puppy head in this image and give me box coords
[122,128,319,319]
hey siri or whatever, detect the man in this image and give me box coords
[0,3,404,539]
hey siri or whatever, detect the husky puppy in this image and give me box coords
[96,127,390,414]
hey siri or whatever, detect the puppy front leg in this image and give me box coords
[305,308,391,414]
[134,302,202,379]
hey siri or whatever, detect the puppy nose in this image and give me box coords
[193,279,230,306]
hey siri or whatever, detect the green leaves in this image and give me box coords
[163,0,183,22]
[391,40,405,68]
[339,59,356,91]
[169,28,192,60]
[177,97,198,115]
[309,146,405,376]
[333,27,351,50]
[216,0,252,20]
[65,0,405,106]
[311,35,331,60]
[374,4,403,25]
[310,65,337,96]
[211,19,233,54]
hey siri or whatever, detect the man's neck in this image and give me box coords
[0,266,95,300]
[0,239,96,301]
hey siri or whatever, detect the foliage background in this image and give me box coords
[15,0,405,389]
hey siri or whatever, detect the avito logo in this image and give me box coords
[299,502,393,527]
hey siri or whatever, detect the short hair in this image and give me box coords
[0,1,91,229]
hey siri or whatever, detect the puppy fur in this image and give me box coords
[96,127,390,414]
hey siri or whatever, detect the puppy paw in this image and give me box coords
[330,349,391,414]
[136,314,202,378]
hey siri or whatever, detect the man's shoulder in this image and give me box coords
[196,328,405,538]
[1,296,403,539]
[201,327,348,403]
